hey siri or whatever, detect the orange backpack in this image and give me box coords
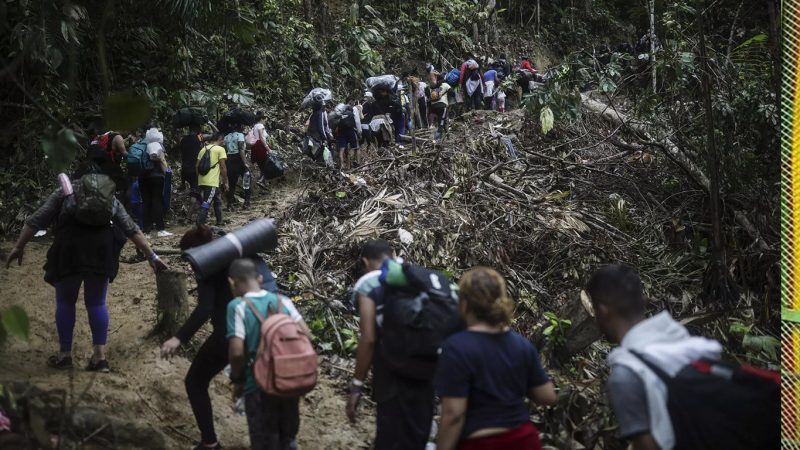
[244,296,318,397]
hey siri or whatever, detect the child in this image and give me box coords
[226,258,307,450]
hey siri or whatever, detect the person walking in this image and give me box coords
[224,125,252,210]
[140,127,172,238]
[161,226,279,450]
[196,133,228,226]
[434,267,557,450]
[179,125,203,193]
[6,170,166,371]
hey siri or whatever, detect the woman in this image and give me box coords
[434,267,557,450]
[141,127,173,238]
[5,171,166,372]
[160,226,278,450]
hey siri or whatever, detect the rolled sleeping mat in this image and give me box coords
[183,218,278,279]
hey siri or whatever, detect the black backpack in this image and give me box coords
[631,352,779,450]
[197,145,218,176]
[379,263,461,380]
[339,106,357,129]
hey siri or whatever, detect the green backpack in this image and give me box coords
[73,174,116,225]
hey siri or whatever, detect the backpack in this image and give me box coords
[88,132,117,163]
[445,68,460,86]
[263,154,285,180]
[430,88,442,102]
[126,141,153,176]
[72,173,116,226]
[245,295,318,398]
[631,351,779,450]
[245,127,258,147]
[378,261,460,380]
[197,145,218,176]
[339,106,356,129]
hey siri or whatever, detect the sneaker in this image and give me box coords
[47,355,73,370]
[85,359,110,373]
[157,230,174,238]
[192,443,223,450]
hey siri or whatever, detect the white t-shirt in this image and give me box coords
[253,123,267,142]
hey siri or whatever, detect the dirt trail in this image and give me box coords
[0,166,376,449]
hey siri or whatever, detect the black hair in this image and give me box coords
[229,258,258,280]
[211,131,225,141]
[585,264,646,319]
[499,53,507,60]
[361,239,393,261]
[179,226,214,251]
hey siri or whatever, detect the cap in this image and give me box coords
[364,91,374,98]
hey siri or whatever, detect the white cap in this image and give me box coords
[364,91,374,98]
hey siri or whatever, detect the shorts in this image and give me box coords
[336,129,360,151]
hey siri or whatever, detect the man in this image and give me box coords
[305,99,333,163]
[335,101,362,170]
[179,125,203,193]
[346,240,435,450]
[586,264,722,450]
[196,132,228,226]
[223,125,252,210]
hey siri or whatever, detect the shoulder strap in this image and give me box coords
[629,350,672,385]
[244,299,266,324]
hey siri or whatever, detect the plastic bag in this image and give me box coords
[366,75,399,91]
[145,127,163,144]
[323,147,334,168]
[302,88,333,109]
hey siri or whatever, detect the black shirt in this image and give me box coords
[179,134,203,171]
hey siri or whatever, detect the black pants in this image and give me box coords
[197,186,223,226]
[140,176,165,232]
[244,390,299,450]
[430,102,448,137]
[374,380,435,450]
[182,166,198,191]
[185,334,228,445]
[226,154,251,207]
[417,100,429,128]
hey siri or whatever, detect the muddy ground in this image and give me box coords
[0,162,377,449]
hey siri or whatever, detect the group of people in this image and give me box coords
[303,54,540,170]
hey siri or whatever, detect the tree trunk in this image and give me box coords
[151,270,188,337]
[556,290,603,360]
[648,0,657,93]
[697,3,738,305]
[536,0,541,36]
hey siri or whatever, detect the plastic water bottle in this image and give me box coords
[243,171,251,190]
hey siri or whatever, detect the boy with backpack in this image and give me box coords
[347,240,460,450]
[586,264,779,450]
[196,133,228,227]
[226,258,314,450]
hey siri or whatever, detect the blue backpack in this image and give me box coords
[126,141,153,176]
[445,68,460,86]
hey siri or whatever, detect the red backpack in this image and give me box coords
[89,132,117,163]
[244,296,318,398]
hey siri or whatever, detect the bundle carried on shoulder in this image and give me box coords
[217,109,258,134]
[172,107,207,129]
[464,59,479,70]
[301,88,333,109]
[366,74,399,92]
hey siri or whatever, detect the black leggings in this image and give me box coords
[140,176,165,232]
[185,334,228,445]
[226,154,251,206]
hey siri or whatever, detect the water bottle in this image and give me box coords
[232,396,246,416]
[243,171,251,190]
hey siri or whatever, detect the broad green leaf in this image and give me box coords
[42,128,80,173]
[442,186,457,199]
[336,191,347,199]
[540,106,554,135]
[734,33,768,51]
[742,334,779,359]
[1,306,29,341]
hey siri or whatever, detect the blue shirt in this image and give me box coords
[224,132,245,155]
[226,290,303,394]
[484,69,497,82]
[433,330,550,438]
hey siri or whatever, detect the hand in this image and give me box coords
[6,246,24,269]
[346,390,362,423]
[160,337,181,359]
[232,382,244,402]
[149,257,168,273]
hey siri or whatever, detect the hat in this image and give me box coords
[364,91,374,98]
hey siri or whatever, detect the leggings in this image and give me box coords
[140,176,166,232]
[185,334,228,445]
[226,154,251,206]
[54,275,110,353]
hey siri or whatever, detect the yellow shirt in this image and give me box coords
[197,144,227,187]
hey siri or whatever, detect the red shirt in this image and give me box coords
[520,60,536,74]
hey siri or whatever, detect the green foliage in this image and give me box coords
[542,311,571,347]
[0,306,30,346]
[41,128,80,173]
